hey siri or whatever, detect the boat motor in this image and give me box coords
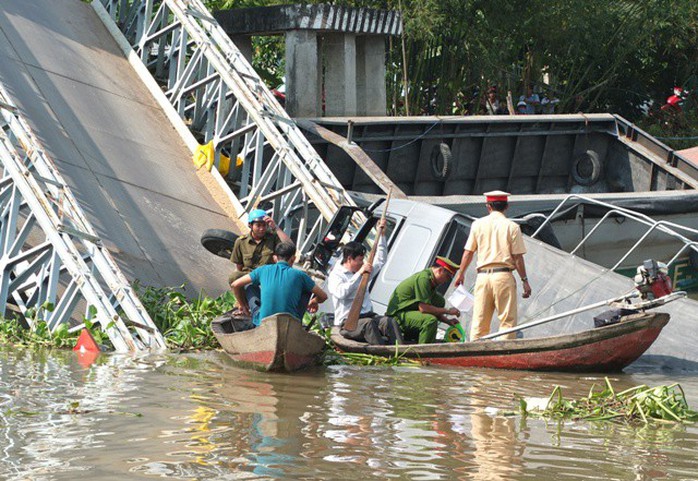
[634,259,673,300]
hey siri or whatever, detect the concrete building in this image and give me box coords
[215,4,403,118]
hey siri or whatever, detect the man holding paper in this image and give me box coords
[454,190,531,340]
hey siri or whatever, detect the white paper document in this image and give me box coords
[448,285,475,312]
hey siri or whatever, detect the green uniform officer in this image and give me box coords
[386,257,461,344]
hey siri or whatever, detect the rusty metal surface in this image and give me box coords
[304,114,698,197]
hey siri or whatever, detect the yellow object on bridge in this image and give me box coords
[193,140,231,176]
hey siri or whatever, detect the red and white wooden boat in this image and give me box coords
[212,313,325,372]
[331,312,669,372]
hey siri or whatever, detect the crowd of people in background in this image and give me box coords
[482,85,560,116]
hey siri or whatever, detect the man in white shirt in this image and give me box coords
[327,221,403,345]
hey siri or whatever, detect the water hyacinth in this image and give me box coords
[306,313,421,367]
[0,319,78,349]
[0,303,109,349]
[138,285,417,365]
[136,284,236,351]
[520,377,698,424]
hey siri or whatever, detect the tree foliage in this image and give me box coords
[204,0,698,145]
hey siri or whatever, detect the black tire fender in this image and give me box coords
[571,150,602,186]
[201,229,239,260]
[431,142,452,180]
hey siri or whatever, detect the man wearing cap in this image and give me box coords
[229,209,292,317]
[454,191,531,340]
[232,242,328,326]
[386,257,461,344]
[518,86,540,114]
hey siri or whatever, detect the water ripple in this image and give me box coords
[0,349,697,479]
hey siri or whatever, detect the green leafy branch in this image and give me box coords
[519,377,698,424]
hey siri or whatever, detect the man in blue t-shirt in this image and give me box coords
[231,242,327,325]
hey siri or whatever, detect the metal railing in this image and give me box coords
[97,0,358,252]
[0,84,166,352]
[530,194,698,271]
[614,115,698,182]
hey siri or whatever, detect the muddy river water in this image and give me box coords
[1,347,698,481]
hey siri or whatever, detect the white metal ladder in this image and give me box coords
[0,84,166,352]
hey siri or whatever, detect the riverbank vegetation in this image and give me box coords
[0,305,112,349]
[0,286,416,366]
[138,285,418,365]
[521,377,698,424]
[204,0,698,149]
[136,284,235,351]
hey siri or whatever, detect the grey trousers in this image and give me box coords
[340,313,404,346]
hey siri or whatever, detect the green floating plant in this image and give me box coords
[0,301,81,349]
[519,377,698,424]
[136,284,237,351]
[306,317,421,367]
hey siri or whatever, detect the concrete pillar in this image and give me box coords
[231,35,253,63]
[285,30,321,117]
[356,36,387,116]
[323,33,357,117]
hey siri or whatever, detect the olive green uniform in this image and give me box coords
[228,232,280,283]
[386,269,445,344]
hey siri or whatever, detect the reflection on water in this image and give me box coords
[1,348,698,480]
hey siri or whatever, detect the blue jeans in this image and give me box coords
[246,284,262,326]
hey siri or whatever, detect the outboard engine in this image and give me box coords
[634,259,673,300]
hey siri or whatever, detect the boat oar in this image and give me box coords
[478,291,640,341]
[343,188,392,332]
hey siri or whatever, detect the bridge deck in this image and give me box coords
[0,0,235,296]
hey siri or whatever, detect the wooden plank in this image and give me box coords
[296,119,407,198]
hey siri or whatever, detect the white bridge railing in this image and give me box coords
[0,84,166,352]
[530,194,698,271]
[97,0,357,253]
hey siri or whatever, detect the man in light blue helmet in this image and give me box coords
[230,208,292,321]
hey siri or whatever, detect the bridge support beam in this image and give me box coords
[356,36,387,116]
[215,4,402,118]
[285,30,322,118]
[324,33,357,117]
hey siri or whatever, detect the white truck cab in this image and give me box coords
[307,198,474,315]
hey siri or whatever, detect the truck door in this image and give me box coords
[431,216,472,295]
[369,219,441,313]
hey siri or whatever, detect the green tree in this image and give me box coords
[205,0,698,146]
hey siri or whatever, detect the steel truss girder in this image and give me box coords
[97,0,358,250]
[0,85,166,352]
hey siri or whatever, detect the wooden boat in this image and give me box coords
[331,312,670,372]
[212,312,326,372]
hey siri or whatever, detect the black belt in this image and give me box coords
[477,267,513,274]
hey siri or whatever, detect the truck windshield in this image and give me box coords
[355,216,398,251]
